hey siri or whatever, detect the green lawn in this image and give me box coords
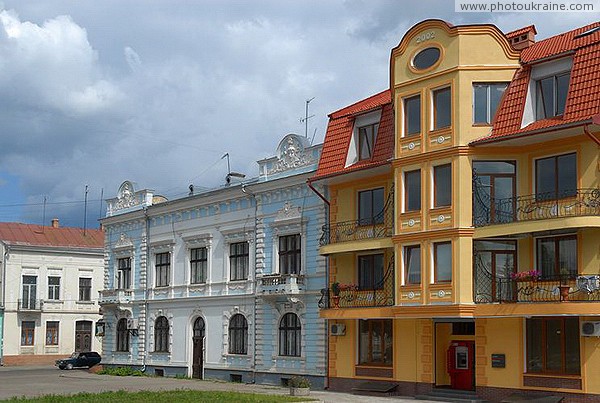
[8,390,316,402]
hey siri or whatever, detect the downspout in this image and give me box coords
[242,183,258,384]
[0,242,8,366]
[307,179,330,207]
[141,207,150,373]
[583,124,600,147]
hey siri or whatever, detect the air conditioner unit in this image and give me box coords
[577,275,600,293]
[330,323,346,336]
[127,318,139,330]
[581,321,600,337]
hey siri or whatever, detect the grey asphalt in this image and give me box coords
[0,366,435,402]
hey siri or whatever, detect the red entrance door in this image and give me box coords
[447,340,475,390]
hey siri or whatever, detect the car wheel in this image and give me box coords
[58,365,65,370]
[66,363,73,370]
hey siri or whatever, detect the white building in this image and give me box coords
[0,221,104,366]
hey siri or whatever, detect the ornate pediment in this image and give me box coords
[268,134,313,174]
[275,201,302,222]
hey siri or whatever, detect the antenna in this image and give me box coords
[300,97,315,138]
[99,188,104,223]
[222,152,245,186]
[83,185,88,236]
[42,196,47,231]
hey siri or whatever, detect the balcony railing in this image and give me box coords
[98,289,133,305]
[258,273,305,295]
[18,299,42,311]
[320,187,394,246]
[319,257,394,309]
[473,188,600,227]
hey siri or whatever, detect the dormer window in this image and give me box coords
[536,72,570,119]
[359,123,379,160]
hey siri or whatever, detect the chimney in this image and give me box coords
[507,25,537,50]
[51,218,59,228]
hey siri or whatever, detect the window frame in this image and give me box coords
[472,82,508,125]
[403,94,421,137]
[45,321,59,346]
[229,241,249,281]
[433,86,451,130]
[228,314,248,355]
[404,245,421,285]
[190,247,208,284]
[535,71,570,119]
[279,313,301,357]
[155,252,171,287]
[535,234,577,279]
[404,169,421,212]
[279,234,301,275]
[116,318,129,352]
[48,276,61,300]
[433,163,452,208]
[526,317,580,375]
[358,122,379,160]
[358,253,385,290]
[154,316,169,353]
[78,277,92,302]
[534,152,577,201]
[433,241,452,283]
[358,187,385,226]
[117,257,132,290]
[21,321,35,346]
[358,319,393,366]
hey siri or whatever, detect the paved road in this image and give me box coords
[0,366,434,402]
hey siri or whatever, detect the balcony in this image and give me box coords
[258,273,305,296]
[320,187,394,246]
[474,188,600,228]
[18,299,42,311]
[475,272,600,303]
[98,289,133,305]
[319,258,394,309]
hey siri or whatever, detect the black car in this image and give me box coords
[55,351,101,370]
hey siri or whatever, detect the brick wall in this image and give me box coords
[3,354,63,366]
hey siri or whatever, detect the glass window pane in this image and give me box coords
[473,84,488,124]
[413,47,440,70]
[559,237,577,276]
[565,317,580,374]
[556,73,570,116]
[536,77,554,119]
[545,319,563,372]
[405,96,421,136]
[435,242,452,282]
[489,83,507,122]
[536,157,556,199]
[473,161,515,174]
[527,318,543,373]
[434,87,451,129]
[405,246,421,284]
[405,170,421,211]
[537,238,556,277]
[358,190,372,224]
[434,164,451,207]
[557,153,576,197]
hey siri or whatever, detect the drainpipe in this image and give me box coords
[141,207,150,373]
[583,124,600,147]
[0,243,8,366]
[307,180,330,206]
[242,183,258,384]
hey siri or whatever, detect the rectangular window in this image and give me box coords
[22,275,37,309]
[155,252,170,287]
[535,153,577,200]
[473,160,516,225]
[117,257,131,289]
[404,170,421,212]
[404,245,421,285]
[358,254,384,290]
[48,276,60,300]
[46,321,59,345]
[434,242,452,283]
[190,247,208,284]
[230,242,249,281]
[78,278,91,301]
[404,95,421,136]
[21,321,35,346]
[473,83,508,124]
[359,319,393,366]
[433,87,451,130]
[536,235,577,279]
[536,72,570,119]
[358,123,379,160]
[434,164,451,207]
[279,234,301,275]
[527,317,580,374]
[358,187,385,225]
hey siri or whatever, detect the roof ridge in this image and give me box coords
[328,89,390,118]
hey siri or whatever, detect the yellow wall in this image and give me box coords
[478,318,522,388]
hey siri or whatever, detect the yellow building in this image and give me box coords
[315,19,600,401]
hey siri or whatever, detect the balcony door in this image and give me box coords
[22,276,37,309]
[473,161,515,226]
[75,321,92,352]
[474,240,516,302]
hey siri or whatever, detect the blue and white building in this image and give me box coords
[99,134,327,387]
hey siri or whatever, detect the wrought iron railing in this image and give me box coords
[18,299,43,311]
[320,187,394,246]
[319,256,394,309]
[473,188,600,227]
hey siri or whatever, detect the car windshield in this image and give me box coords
[70,352,79,358]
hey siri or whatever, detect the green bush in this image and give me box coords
[96,366,146,377]
[288,376,310,388]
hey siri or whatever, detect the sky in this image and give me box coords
[0,0,598,228]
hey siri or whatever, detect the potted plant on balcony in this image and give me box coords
[559,267,571,301]
[289,376,311,396]
[331,282,341,308]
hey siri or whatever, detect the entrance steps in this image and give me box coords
[416,388,486,403]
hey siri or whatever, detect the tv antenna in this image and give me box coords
[300,97,315,138]
[221,153,245,186]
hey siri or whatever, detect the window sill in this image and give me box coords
[76,300,95,305]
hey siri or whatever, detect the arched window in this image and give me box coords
[116,318,129,352]
[279,313,301,357]
[228,314,248,355]
[154,316,169,352]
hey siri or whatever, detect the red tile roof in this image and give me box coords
[472,21,600,145]
[0,222,104,249]
[312,90,394,180]
[505,25,537,40]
